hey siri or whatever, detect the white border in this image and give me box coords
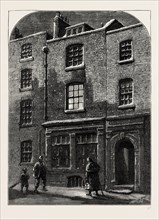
[1,1,159,220]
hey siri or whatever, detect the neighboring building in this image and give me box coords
[9,12,151,193]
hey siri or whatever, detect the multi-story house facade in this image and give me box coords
[9,12,151,193]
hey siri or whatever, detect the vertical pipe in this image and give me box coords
[42,46,49,121]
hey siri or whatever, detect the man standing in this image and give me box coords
[33,156,47,193]
[85,157,101,196]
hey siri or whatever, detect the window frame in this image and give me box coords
[118,78,135,109]
[20,43,34,62]
[118,39,134,64]
[51,134,70,168]
[20,140,33,164]
[20,99,33,127]
[19,68,33,92]
[65,82,85,113]
[65,44,85,71]
[76,132,97,170]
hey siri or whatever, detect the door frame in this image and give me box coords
[108,132,141,191]
[115,139,135,185]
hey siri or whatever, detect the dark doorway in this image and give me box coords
[115,140,134,185]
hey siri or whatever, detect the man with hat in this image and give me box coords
[33,155,47,193]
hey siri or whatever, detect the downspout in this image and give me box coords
[42,45,49,121]
[42,45,49,161]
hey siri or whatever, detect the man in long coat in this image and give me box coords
[33,156,47,193]
[85,157,100,196]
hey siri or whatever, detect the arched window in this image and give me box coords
[21,43,32,59]
[66,44,83,67]
[66,83,84,110]
[119,78,133,106]
[21,69,32,89]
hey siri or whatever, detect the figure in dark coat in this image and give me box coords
[33,156,47,193]
[20,167,30,193]
[85,157,100,196]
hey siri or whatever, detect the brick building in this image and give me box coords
[9,12,151,193]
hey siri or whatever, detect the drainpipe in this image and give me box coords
[42,45,49,121]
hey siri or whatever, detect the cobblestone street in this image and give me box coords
[9,184,150,205]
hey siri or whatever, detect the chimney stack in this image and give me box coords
[53,12,70,39]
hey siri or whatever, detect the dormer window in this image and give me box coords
[65,23,93,37]
[66,44,83,67]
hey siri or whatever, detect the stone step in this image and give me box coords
[108,189,133,194]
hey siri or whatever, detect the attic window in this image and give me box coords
[78,27,82,33]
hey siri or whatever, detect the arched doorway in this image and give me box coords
[115,139,134,185]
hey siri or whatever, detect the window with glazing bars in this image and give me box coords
[120,40,132,61]
[66,44,83,67]
[76,133,97,170]
[21,69,32,88]
[21,43,32,59]
[21,140,32,162]
[20,99,32,125]
[51,135,70,167]
[67,84,84,110]
[119,79,133,105]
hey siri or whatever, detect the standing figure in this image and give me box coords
[20,167,30,193]
[33,156,47,193]
[85,157,100,196]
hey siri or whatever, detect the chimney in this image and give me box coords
[53,12,70,39]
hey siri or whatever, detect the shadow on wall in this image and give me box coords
[46,67,107,120]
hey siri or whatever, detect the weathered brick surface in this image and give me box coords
[106,25,151,116]
[9,22,151,192]
[46,30,107,121]
[9,32,47,184]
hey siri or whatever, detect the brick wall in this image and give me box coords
[9,32,47,184]
[106,25,151,116]
[46,30,107,121]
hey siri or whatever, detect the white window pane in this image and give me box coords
[74,103,79,109]
[74,98,79,103]
[74,85,78,90]
[79,90,83,96]
[79,97,83,103]
[69,98,73,104]
[74,91,78,96]
[69,86,73,91]
[69,104,73,110]
[79,103,84,109]
[69,91,73,97]
[79,84,83,89]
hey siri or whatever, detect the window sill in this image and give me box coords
[51,167,71,171]
[118,58,134,65]
[118,104,136,110]
[19,87,33,92]
[19,162,34,165]
[19,124,33,128]
[20,57,34,63]
[65,64,85,72]
[65,109,85,114]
